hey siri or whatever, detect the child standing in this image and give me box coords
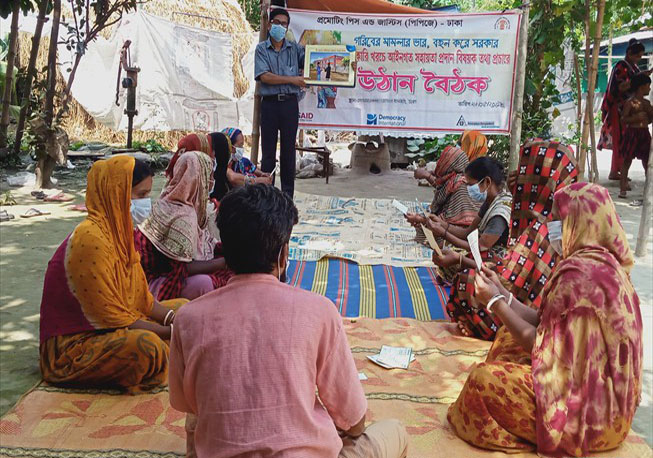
[619,73,653,198]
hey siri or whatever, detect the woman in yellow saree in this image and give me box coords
[448,182,642,456]
[39,156,184,392]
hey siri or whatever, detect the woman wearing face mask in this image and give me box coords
[221,127,273,188]
[443,140,579,340]
[135,151,233,301]
[420,157,512,268]
[448,182,642,457]
[39,156,186,392]
[130,159,154,226]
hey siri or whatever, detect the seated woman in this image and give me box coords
[410,157,512,283]
[448,182,642,456]
[460,129,488,161]
[39,157,183,392]
[412,145,480,227]
[221,127,272,188]
[443,140,578,340]
[136,151,232,301]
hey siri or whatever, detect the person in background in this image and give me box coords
[255,7,305,198]
[130,159,155,226]
[598,38,651,181]
[136,151,232,301]
[326,62,332,81]
[460,130,488,162]
[448,183,642,457]
[169,184,408,458]
[316,61,322,81]
[411,145,480,228]
[39,157,184,392]
[221,127,272,187]
[443,140,578,340]
[619,73,652,198]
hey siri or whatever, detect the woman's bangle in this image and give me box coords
[163,309,175,326]
[458,252,463,268]
[507,292,514,308]
[486,294,506,313]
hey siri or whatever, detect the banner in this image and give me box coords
[288,9,521,135]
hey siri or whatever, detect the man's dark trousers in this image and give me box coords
[261,94,299,199]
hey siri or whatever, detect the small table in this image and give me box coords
[295,146,331,184]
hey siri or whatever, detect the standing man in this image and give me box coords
[255,8,305,199]
[316,62,322,81]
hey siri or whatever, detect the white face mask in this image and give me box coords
[547,220,563,256]
[233,147,244,162]
[467,179,488,203]
[130,198,152,226]
[277,244,289,283]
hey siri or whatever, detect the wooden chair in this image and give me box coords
[295,145,331,183]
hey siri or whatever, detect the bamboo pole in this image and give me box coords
[574,53,583,162]
[250,1,269,165]
[634,82,653,257]
[508,4,530,172]
[586,0,606,183]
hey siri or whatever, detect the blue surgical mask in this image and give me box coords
[269,24,287,42]
[130,198,151,226]
[467,179,488,203]
[547,220,563,255]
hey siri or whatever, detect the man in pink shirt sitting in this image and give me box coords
[169,184,407,458]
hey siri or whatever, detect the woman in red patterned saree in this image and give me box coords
[448,182,642,457]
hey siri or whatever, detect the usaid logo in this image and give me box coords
[367,114,378,125]
[299,112,314,120]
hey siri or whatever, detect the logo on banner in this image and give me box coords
[457,115,467,127]
[299,112,314,121]
[494,17,510,30]
[366,114,407,127]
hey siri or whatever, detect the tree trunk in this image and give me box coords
[578,0,592,179]
[37,0,62,189]
[586,0,606,182]
[508,4,531,172]
[0,2,20,149]
[574,53,583,161]
[54,52,83,123]
[634,82,653,257]
[12,0,48,158]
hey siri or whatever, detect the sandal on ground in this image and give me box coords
[0,210,15,222]
[44,192,74,202]
[30,191,46,200]
[70,204,87,212]
[20,208,51,218]
[618,191,628,199]
[630,199,643,207]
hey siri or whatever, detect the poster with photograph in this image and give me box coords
[303,45,357,88]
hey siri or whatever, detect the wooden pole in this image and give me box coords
[634,82,653,257]
[578,0,591,179]
[250,1,269,165]
[574,53,583,162]
[508,4,530,172]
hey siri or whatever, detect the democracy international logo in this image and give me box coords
[367,114,378,125]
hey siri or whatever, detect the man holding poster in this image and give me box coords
[255,8,306,198]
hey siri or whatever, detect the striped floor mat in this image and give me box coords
[287,258,450,321]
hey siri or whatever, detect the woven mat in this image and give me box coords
[1,319,650,458]
[288,259,450,321]
[291,192,433,267]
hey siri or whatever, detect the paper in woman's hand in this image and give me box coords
[421,224,443,256]
[466,229,483,270]
[392,199,409,215]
